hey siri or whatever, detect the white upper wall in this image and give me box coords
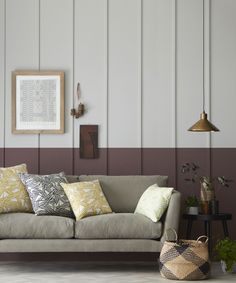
[0,0,4,148]
[211,0,236,147]
[0,0,235,148]
[142,0,175,148]
[74,0,108,149]
[5,0,39,148]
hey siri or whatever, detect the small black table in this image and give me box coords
[183,213,232,255]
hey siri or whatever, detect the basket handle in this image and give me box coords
[165,228,178,242]
[196,235,209,243]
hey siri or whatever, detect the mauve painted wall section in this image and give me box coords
[0,149,3,167]
[1,147,235,240]
[40,148,73,175]
[74,149,108,176]
[4,148,38,174]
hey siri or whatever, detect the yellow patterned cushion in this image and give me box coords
[0,164,33,213]
[61,180,112,220]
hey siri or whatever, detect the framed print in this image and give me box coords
[12,70,64,134]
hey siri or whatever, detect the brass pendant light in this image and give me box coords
[188,111,219,132]
[188,0,219,132]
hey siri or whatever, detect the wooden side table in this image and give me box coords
[183,213,232,255]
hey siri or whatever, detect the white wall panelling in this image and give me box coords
[177,0,207,148]
[5,0,39,148]
[108,0,141,148]
[0,0,5,149]
[39,0,73,148]
[204,0,211,148]
[172,0,177,149]
[211,0,236,147]
[74,0,107,148]
[142,0,174,148]
[1,0,236,149]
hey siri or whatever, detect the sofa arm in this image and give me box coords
[160,190,181,243]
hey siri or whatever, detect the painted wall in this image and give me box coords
[0,0,236,239]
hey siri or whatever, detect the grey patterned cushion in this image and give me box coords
[19,172,73,218]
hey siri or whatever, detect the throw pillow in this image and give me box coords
[19,172,73,217]
[134,184,173,222]
[0,164,33,213]
[61,180,112,221]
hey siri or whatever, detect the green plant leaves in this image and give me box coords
[215,238,236,272]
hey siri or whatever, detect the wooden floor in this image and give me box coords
[0,262,235,283]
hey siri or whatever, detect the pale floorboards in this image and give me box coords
[0,262,235,283]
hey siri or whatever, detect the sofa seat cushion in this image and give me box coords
[0,213,74,239]
[75,213,162,239]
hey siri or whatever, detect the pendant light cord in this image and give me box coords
[203,0,205,112]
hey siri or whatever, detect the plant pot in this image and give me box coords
[200,184,214,202]
[210,199,219,215]
[187,207,199,215]
[200,201,211,215]
[221,260,227,273]
[220,260,235,274]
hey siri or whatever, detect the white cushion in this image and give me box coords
[134,184,173,222]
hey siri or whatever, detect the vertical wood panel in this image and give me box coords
[39,0,74,173]
[108,149,141,175]
[4,148,38,173]
[0,149,3,167]
[5,0,39,173]
[172,0,177,186]
[5,0,39,148]
[108,0,141,148]
[176,0,207,147]
[143,148,176,186]
[0,0,5,167]
[39,0,73,148]
[204,0,211,149]
[108,0,141,174]
[142,0,174,148]
[39,148,73,175]
[211,0,236,147]
[74,0,107,174]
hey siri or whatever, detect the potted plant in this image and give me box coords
[215,238,236,273]
[181,163,232,214]
[185,195,199,215]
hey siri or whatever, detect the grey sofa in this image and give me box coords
[0,175,181,254]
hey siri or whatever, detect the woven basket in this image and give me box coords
[159,229,210,280]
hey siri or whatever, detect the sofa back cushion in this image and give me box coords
[78,175,168,213]
[66,175,79,183]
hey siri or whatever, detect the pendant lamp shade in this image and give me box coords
[188,0,220,132]
[188,111,219,132]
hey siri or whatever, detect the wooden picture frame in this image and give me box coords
[12,70,64,134]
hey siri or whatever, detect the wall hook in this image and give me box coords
[71,82,85,118]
